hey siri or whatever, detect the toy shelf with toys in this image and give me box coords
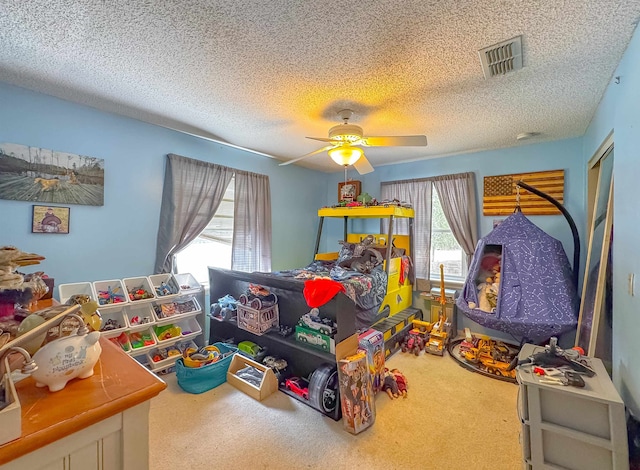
[58,272,205,373]
[208,267,360,420]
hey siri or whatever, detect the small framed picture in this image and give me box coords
[338,180,361,202]
[32,205,70,234]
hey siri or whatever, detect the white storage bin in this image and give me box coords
[58,282,96,304]
[107,331,131,353]
[152,301,183,324]
[93,279,128,306]
[127,327,157,354]
[175,317,202,342]
[98,306,129,338]
[174,297,201,315]
[149,273,180,298]
[147,345,183,371]
[152,322,184,344]
[174,272,201,295]
[175,339,199,354]
[125,303,155,331]
[123,276,156,302]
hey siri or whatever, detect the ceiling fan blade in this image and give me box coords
[362,135,427,147]
[306,136,341,143]
[354,154,374,175]
[279,145,335,166]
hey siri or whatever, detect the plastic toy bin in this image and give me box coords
[93,279,128,306]
[174,272,201,294]
[127,328,156,353]
[123,276,156,302]
[98,306,129,338]
[58,282,96,304]
[236,297,279,336]
[149,273,180,298]
[175,342,238,394]
[153,298,200,324]
[125,303,155,331]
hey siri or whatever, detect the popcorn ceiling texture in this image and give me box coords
[1,1,639,172]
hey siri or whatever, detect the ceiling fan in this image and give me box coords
[279,109,427,174]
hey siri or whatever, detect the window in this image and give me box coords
[175,176,234,285]
[430,189,467,282]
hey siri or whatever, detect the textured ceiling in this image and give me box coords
[1,1,639,173]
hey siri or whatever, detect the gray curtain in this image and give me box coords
[232,169,272,272]
[380,180,432,282]
[154,154,234,273]
[432,172,478,267]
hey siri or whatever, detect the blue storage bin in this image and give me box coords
[175,342,238,394]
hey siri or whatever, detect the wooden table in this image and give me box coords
[0,335,167,469]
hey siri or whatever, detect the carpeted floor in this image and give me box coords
[149,350,521,469]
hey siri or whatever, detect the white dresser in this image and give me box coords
[516,344,628,470]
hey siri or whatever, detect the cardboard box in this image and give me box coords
[294,324,335,353]
[337,351,376,434]
[358,328,385,392]
[226,354,278,401]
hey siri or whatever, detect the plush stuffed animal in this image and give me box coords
[477,277,494,312]
[391,368,407,398]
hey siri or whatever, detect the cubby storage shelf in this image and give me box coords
[59,273,205,373]
[208,267,359,421]
[211,318,335,363]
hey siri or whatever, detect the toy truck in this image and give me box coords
[462,335,518,379]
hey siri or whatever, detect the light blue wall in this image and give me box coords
[328,139,585,260]
[583,26,640,416]
[323,139,586,341]
[0,82,324,289]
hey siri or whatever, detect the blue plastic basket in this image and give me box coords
[175,342,238,394]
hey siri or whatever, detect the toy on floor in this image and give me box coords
[401,327,426,356]
[460,328,518,379]
[382,368,408,399]
[391,368,407,398]
[383,368,399,398]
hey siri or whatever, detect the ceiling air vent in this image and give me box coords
[479,35,523,79]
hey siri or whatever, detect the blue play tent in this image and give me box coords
[456,211,579,343]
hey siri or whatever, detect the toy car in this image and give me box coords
[401,329,426,356]
[262,355,288,371]
[263,355,289,382]
[297,331,328,350]
[237,340,267,361]
[285,377,309,400]
[299,309,337,336]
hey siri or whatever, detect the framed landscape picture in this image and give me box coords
[0,142,104,206]
[32,205,70,234]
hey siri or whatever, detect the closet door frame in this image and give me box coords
[575,132,614,359]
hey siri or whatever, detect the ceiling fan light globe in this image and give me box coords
[328,146,363,166]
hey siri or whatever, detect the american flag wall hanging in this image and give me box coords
[483,169,564,215]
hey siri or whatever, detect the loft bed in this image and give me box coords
[267,205,415,328]
[209,205,414,330]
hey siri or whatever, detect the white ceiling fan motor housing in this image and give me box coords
[328,123,364,143]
